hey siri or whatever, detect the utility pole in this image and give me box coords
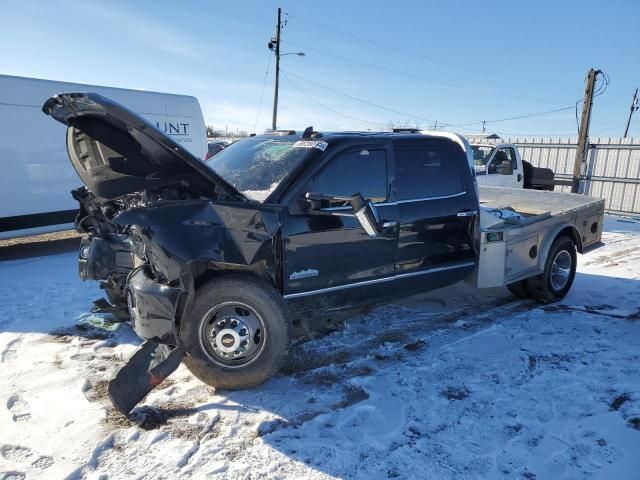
[270,8,282,130]
[572,68,599,193]
[623,88,638,138]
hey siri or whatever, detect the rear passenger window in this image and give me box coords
[394,145,464,200]
[303,148,387,204]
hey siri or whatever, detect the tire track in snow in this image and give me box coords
[284,296,528,377]
[223,299,532,442]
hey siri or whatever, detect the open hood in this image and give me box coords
[43,92,245,201]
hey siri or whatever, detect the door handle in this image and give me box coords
[457,210,478,217]
[382,221,397,229]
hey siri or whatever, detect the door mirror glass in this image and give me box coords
[355,201,380,237]
[500,160,514,175]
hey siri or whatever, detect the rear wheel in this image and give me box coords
[526,236,577,303]
[180,276,291,390]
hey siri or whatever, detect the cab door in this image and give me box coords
[280,143,398,313]
[486,147,521,188]
[392,141,478,296]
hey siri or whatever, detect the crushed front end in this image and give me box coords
[105,200,281,415]
[43,92,282,416]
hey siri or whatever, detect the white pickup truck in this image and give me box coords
[471,142,555,190]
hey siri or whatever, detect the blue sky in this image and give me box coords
[1,0,638,137]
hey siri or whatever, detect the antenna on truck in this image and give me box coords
[392,128,421,133]
[301,126,314,138]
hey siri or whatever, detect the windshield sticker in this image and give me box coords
[292,140,328,151]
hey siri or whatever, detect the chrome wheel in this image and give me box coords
[550,250,572,291]
[199,302,266,368]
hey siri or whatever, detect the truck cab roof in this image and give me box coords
[209,129,476,203]
[256,128,475,168]
[259,128,472,146]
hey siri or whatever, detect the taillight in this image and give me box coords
[205,150,213,161]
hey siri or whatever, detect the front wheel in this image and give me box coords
[526,236,577,303]
[180,275,291,390]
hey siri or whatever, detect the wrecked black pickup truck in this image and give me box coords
[43,93,604,415]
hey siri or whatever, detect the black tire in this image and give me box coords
[506,280,530,299]
[526,236,577,304]
[180,275,291,390]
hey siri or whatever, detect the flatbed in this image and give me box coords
[471,186,604,288]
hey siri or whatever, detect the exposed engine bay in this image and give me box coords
[73,183,206,314]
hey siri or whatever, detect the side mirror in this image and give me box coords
[354,200,381,238]
[303,192,381,237]
[500,160,513,175]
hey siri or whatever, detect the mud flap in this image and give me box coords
[108,341,184,415]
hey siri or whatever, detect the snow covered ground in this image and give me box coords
[1,215,639,480]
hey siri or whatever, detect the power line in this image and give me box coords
[449,106,576,127]
[251,9,604,137]
[475,130,581,137]
[276,44,604,133]
[594,71,610,99]
[281,39,550,103]
[281,69,438,125]
[253,52,273,133]
[286,12,573,88]
[280,70,386,128]
[283,69,578,130]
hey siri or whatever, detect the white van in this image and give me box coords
[0,74,208,238]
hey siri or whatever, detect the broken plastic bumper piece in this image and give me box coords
[127,266,183,345]
[108,341,184,415]
[108,267,186,415]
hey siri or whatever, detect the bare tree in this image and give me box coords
[206,126,225,138]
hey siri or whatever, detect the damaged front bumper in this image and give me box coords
[109,267,187,415]
[80,234,143,319]
[127,266,183,345]
[79,234,137,281]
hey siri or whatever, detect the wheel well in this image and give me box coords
[174,267,279,331]
[557,226,583,253]
[193,268,269,291]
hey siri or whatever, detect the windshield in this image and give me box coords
[209,138,322,202]
[471,146,494,166]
